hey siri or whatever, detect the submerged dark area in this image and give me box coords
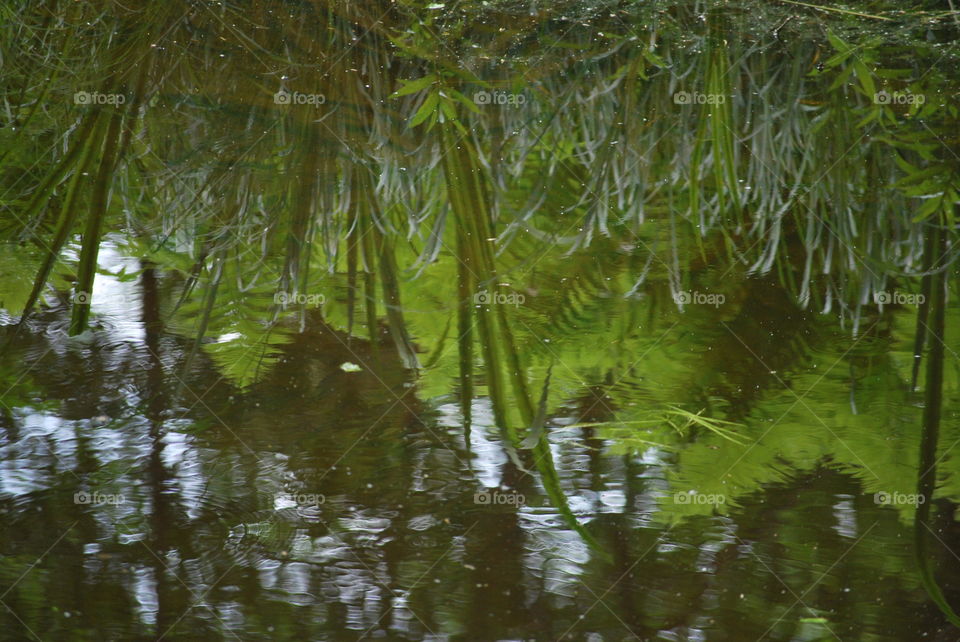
[1,0,960,639]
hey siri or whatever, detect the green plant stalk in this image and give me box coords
[70,108,124,335]
[911,226,936,390]
[440,124,516,434]
[707,29,741,223]
[913,219,960,627]
[18,111,104,325]
[346,195,359,339]
[362,213,380,350]
[177,253,224,399]
[113,53,153,172]
[281,123,318,296]
[378,233,420,370]
[19,111,103,241]
[440,120,608,559]
[456,224,475,435]
[532,438,610,560]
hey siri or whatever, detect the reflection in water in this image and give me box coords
[2,0,960,639]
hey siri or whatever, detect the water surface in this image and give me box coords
[1,1,959,640]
